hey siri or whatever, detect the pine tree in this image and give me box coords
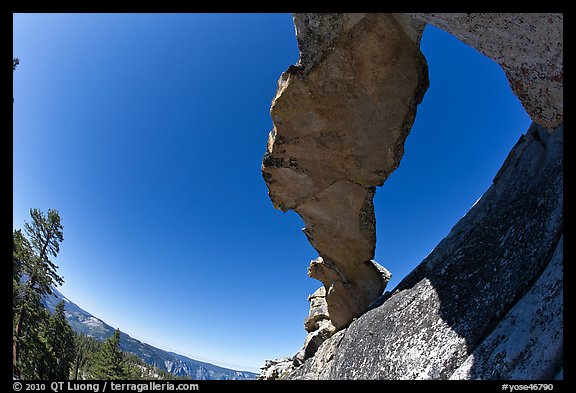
[72,334,99,380]
[41,301,76,379]
[13,208,65,378]
[124,353,144,380]
[91,329,130,380]
[13,230,31,317]
[14,226,54,379]
[17,303,51,379]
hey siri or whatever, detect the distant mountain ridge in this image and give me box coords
[42,288,257,380]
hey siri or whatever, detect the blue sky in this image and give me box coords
[13,13,531,373]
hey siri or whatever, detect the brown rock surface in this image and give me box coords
[299,286,336,361]
[262,13,429,330]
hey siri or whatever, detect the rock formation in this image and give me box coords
[258,286,338,379]
[262,13,429,331]
[258,357,295,380]
[288,123,563,379]
[300,286,335,359]
[409,13,563,129]
[261,12,563,379]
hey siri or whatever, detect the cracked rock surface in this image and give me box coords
[288,123,563,379]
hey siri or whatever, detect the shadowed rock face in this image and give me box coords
[262,13,429,331]
[288,123,563,380]
[409,13,563,129]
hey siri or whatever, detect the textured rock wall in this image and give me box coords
[288,123,563,379]
[449,235,563,379]
[409,13,563,129]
